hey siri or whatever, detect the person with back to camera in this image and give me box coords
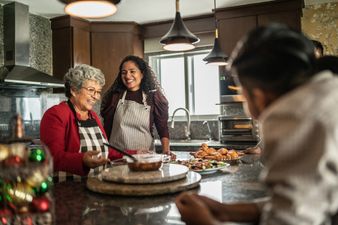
[101,55,175,159]
[175,23,338,225]
[40,64,136,180]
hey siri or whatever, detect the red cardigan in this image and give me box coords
[40,101,135,176]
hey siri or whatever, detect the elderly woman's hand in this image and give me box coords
[82,151,109,168]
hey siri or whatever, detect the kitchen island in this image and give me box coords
[53,153,266,225]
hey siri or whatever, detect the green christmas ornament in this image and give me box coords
[33,178,52,196]
[29,148,45,162]
[40,181,49,193]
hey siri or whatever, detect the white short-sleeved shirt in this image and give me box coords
[258,71,338,225]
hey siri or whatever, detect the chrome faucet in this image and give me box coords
[170,107,191,140]
[203,120,212,141]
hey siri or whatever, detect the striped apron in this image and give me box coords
[109,90,154,151]
[54,101,109,182]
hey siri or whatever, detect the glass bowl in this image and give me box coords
[125,154,163,171]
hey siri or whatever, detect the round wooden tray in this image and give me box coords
[101,163,189,184]
[87,171,201,196]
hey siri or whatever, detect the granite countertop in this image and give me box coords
[53,152,266,225]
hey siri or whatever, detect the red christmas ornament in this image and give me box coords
[31,197,49,212]
[0,216,9,225]
[0,208,12,216]
[21,216,33,225]
[3,155,24,167]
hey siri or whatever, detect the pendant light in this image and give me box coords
[203,0,228,66]
[58,0,121,19]
[160,0,200,51]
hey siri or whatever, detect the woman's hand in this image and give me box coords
[164,150,176,160]
[175,192,221,225]
[82,151,109,168]
[243,146,262,154]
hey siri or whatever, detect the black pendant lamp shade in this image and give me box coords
[203,31,228,66]
[160,0,200,51]
[58,0,121,19]
[203,0,228,65]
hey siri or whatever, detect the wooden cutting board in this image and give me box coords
[101,163,189,184]
[86,171,201,196]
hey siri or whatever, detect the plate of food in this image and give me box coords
[193,165,230,175]
[191,143,244,165]
[174,159,229,175]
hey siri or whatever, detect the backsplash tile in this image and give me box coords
[155,120,220,141]
[29,14,53,74]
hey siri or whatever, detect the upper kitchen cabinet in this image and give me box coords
[51,16,143,92]
[217,16,256,57]
[215,0,303,55]
[51,16,91,81]
[90,23,143,92]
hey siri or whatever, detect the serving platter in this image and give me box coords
[173,159,230,174]
[101,163,189,184]
[193,164,229,175]
[87,171,201,196]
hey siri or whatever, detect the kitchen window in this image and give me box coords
[147,50,220,117]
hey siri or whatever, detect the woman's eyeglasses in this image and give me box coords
[81,87,102,97]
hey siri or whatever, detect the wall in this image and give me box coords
[302,0,338,55]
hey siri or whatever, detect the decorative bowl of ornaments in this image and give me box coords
[0,115,54,224]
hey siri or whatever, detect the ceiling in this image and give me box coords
[4,0,277,24]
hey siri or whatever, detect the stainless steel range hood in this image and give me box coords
[0,2,64,88]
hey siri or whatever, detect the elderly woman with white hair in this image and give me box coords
[40,64,135,180]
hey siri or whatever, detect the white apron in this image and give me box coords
[54,101,109,182]
[109,90,154,151]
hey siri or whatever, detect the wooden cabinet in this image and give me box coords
[142,0,302,62]
[258,10,301,30]
[215,0,303,55]
[90,23,143,92]
[217,16,257,56]
[51,17,143,92]
[51,16,90,81]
